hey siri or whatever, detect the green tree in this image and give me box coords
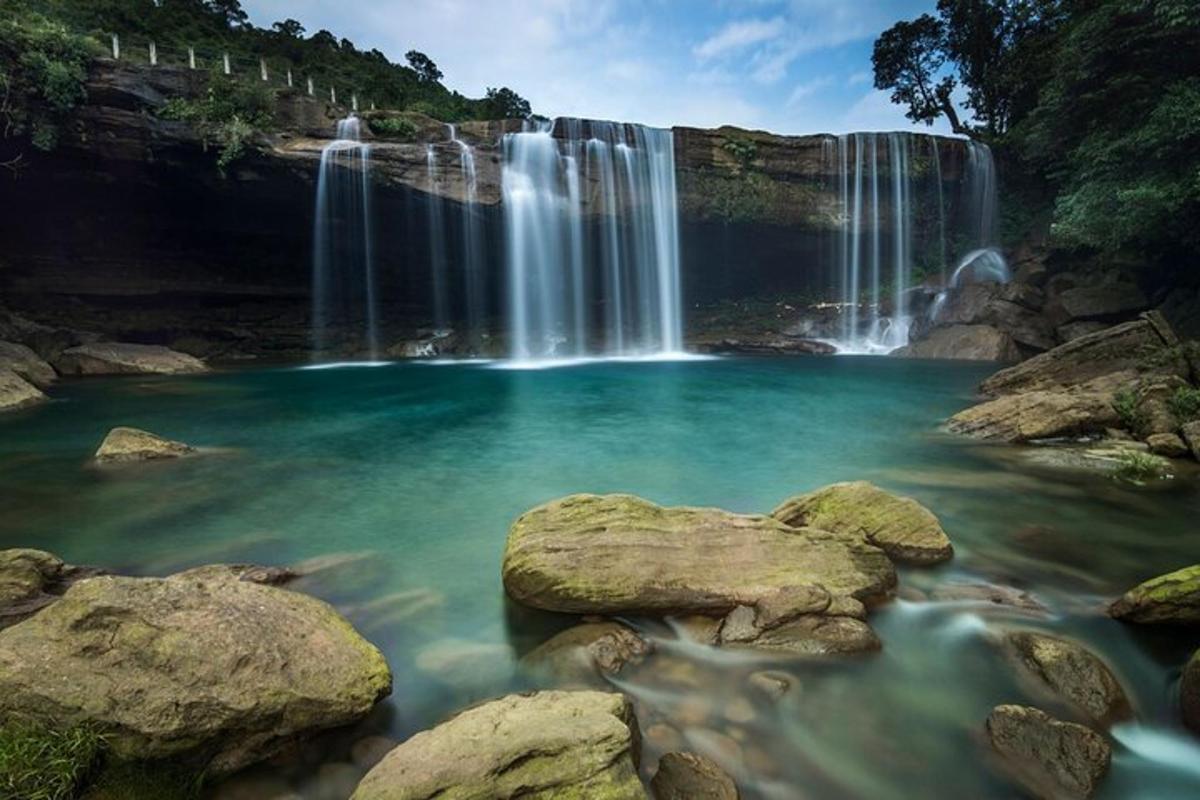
[405,50,441,83]
[483,86,530,119]
[271,19,304,38]
[871,14,966,134]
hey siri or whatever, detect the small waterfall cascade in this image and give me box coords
[312,116,377,357]
[823,134,1007,353]
[426,143,450,333]
[501,118,683,362]
[447,124,487,348]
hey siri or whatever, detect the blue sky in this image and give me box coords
[241,0,953,136]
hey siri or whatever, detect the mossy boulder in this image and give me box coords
[1004,632,1131,726]
[93,427,196,464]
[501,494,895,618]
[0,565,392,776]
[771,481,953,565]
[986,704,1110,800]
[1109,564,1200,624]
[350,691,647,800]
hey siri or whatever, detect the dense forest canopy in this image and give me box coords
[3,0,532,126]
[874,0,1200,263]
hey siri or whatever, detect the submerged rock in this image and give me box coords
[53,342,208,375]
[0,340,56,388]
[502,494,895,618]
[722,611,881,656]
[350,691,647,800]
[893,325,1021,362]
[93,426,196,464]
[1004,631,1131,725]
[986,704,1110,800]
[651,751,739,799]
[1182,649,1200,735]
[771,481,953,565]
[413,638,516,693]
[0,367,46,412]
[1109,564,1200,624]
[0,566,392,775]
[931,582,1047,614]
[522,621,652,688]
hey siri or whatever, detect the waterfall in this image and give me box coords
[448,124,487,349]
[426,144,450,333]
[312,116,377,357]
[501,118,683,362]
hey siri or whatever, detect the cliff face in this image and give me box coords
[0,60,975,359]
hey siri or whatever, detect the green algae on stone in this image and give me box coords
[350,691,647,800]
[1109,564,1200,624]
[771,481,953,565]
[501,493,895,617]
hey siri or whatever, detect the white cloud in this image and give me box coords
[785,75,834,107]
[847,70,872,86]
[693,17,785,60]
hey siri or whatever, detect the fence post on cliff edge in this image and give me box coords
[222,53,231,75]
[330,86,336,105]
[148,42,157,66]
[352,93,358,112]
[286,68,293,88]
[260,58,268,81]
[188,47,196,69]
[307,77,314,95]
[111,34,120,60]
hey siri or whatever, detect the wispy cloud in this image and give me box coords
[786,75,834,106]
[693,17,785,60]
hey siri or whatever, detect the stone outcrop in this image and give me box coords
[350,691,647,800]
[502,494,896,618]
[521,622,652,688]
[1146,432,1188,457]
[946,387,1121,442]
[0,367,45,412]
[53,342,208,375]
[1057,284,1148,322]
[894,325,1022,362]
[651,751,739,800]
[1182,649,1200,735]
[0,565,392,775]
[986,704,1111,800]
[771,481,953,565]
[93,426,197,464]
[908,282,1055,355]
[1004,631,1131,725]
[0,340,56,388]
[1109,564,1200,624]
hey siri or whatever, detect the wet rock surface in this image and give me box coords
[0,367,46,411]
[521,621,653,688]
[93,426,197,463]
[1109,564,1200,624]
[0,548,105,628]
[986,704,1111,800]
[350,691,647,800]
[651,751,739,799]
[893,324,1022,362]
[1003,631,1131,725]
[0,340,56,388]
[53,342,209,375]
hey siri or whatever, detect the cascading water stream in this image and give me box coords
[311,116,377,358]
[426,144,450,333]
[447,124,487,349]
[501,119,683,362]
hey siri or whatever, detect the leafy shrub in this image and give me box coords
[158,74,274,175]
[0,719,103,800]
[721,136,758,169]
[1169,386,1200,424]
[0,7,95,162]
[368,116,416,139]
[1112,450,1171,484]
[1112,388,1146,435]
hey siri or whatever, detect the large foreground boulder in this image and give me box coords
[1109,564,1200,624]
[0,340,56,388]
[93,426,196,464]
[893,325,1021,362]
[1004,632,1131,725]
[771,481,953,565]
[0,566,391,775]
[52,342,208,376]
[502,494,896,618]
[986,704,1111,800]
[350,691,647,800]
[0,367,45,412]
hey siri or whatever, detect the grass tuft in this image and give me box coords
[0,720,103,800]
[1112,450,1171,484]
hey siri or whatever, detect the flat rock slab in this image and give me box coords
[94,426,196,463]
[350,691,647,800]
[53,342,208,375]
[1004,631,1131,725]
[0,566,391,775]
[771,481,953,565]
[0,367,45,412]
[986,704,1110,800]
[1109,564,1200,624]
[502,494,895,618]
[946,389,1120,442]
[651,751,739,799]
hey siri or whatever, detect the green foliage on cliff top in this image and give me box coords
[158,73,273,174]
[0,719,103,800]
[0,4,96,168]
[16,0,531,124]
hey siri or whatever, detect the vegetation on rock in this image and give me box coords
[1111,450,1171,485]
